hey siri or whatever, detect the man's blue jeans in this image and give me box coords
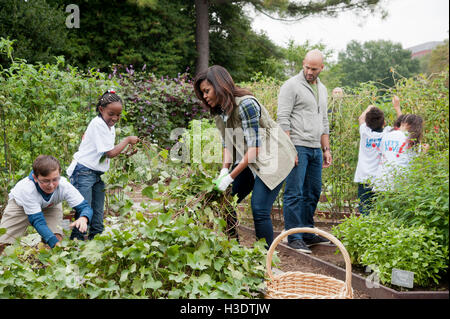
[69,165,105,240]
[283,146,323,242]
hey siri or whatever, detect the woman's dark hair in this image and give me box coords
[365,107,385,131]
[193,65,253,116]
[96,90,123,113]
[394,114,424,146]
[32,155,61,177]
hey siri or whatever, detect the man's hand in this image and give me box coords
[323,150,332,168]
[70,217,88,233]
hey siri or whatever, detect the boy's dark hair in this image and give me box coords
[365,107,385,131]
[32,155,61,177]
[394,114,424,146]
[96,90,123,112]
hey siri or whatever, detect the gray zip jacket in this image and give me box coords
[277,71,330,148]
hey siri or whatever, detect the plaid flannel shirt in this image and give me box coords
[220,98,261,148]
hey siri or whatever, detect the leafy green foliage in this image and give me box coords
[0,0,69,67]
[239,74,283,120]
[117,69,205,149]
[338,40,420,88]
[332,213,448,287]
[0,39,118,204]
[427,40,449,75]
[53,0,197,77]
[392,70,449,152]
[208,1,284,82]
[0,212,267,298]
[371,151,449,247]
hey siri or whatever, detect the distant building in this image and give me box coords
[406,41,445,59]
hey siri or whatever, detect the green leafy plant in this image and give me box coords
[117,68,205,149]
[371,150,449,247]
[332,150,449,288]
[0,211,267,298]
[332,213,448,287]
[0,38,117,207]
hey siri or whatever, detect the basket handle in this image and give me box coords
[266,227,353,297]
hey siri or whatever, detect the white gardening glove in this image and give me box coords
[214,174,234,192]
[218,167,229,179]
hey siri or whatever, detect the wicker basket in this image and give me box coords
[265,227,353,299]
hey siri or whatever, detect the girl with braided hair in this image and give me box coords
[66,90,139,240]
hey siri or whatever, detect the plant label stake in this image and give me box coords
[391,268,414,288]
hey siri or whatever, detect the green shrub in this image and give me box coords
[372,150,449,247]
[0,212,267,298]
[118,68,205,149]
[333,150,449,288]
[239,73,282,120]
[333,213,448,287]
[0,38,118,207]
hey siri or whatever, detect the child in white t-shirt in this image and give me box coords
[0,155,93,253]
[67,90,139,240]
[354,96,402,214]
[374,114,426,191]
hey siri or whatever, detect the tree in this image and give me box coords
[58,0,197,76]
[257,40,344,89]
[194,0,386,74]
[208,1,283,82]
[338,40,420,88]
[282,40,333,77]
[0,0,68,66]
[53,0,283,80]
[427,39,449,75]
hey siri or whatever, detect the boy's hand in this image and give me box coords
[70,217,88,233]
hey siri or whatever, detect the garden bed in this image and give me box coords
[237,217,449,299]
[118,185,449,299]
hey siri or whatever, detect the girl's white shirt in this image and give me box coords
[373,129,417,191]
[67,115,115,176]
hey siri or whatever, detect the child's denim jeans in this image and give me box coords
[357,183,374,216]
[69,164,105,240]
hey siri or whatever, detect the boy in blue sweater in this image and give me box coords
[0,155,93,253]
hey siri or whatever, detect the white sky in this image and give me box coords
[249,0,449,61]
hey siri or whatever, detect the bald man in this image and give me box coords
[277,49,332,254]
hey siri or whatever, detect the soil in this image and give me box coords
[237,219,372,299]
[123,185,448,298]
[239,213,449,296]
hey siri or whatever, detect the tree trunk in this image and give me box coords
[195,0,209,75]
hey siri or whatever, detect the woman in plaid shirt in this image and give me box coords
[194,65,296,247]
